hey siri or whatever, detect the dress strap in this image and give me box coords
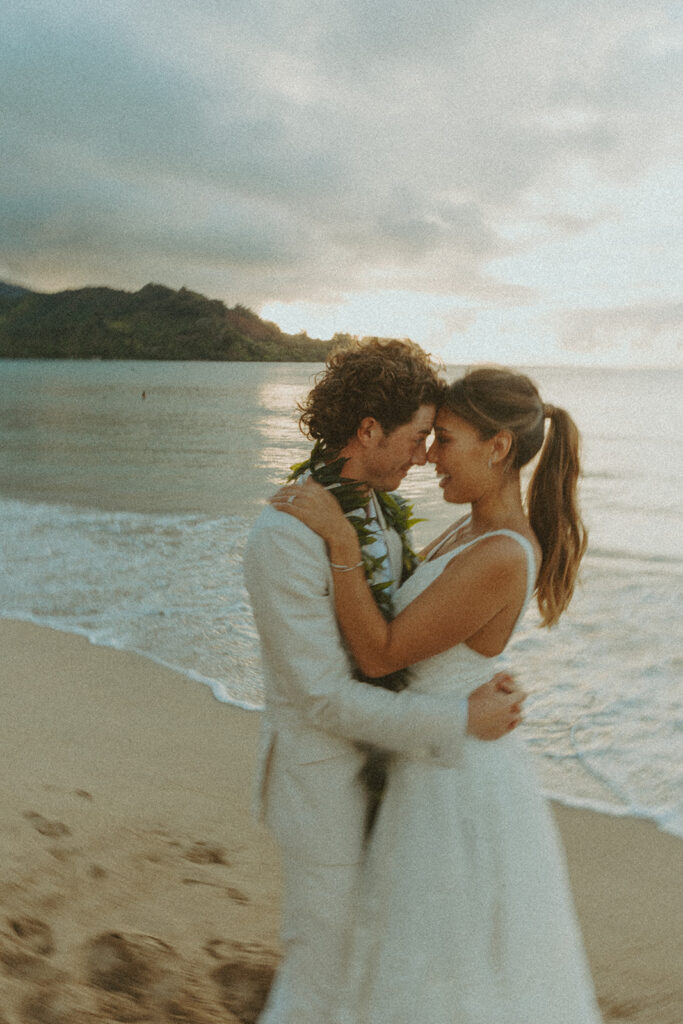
[426,515,472,561]
[483,530,537,616]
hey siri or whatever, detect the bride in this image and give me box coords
[272,366,602,1024]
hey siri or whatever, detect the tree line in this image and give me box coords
[0,281,338,361]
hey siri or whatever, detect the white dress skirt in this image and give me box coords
[338,530,602,1024]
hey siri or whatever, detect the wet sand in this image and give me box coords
[0,619,681,1022]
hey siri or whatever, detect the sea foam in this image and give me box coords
[1,495,681,837]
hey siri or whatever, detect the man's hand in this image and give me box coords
[466,672,526,741]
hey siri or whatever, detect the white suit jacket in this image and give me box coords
[243,503,467,865]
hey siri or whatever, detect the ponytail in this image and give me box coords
[527,404,587,626]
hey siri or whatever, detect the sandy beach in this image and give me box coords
[1,619,681,1023]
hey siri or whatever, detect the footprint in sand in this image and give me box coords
[0,916,57,986]
[84,930,180,1001]
[0,942,59,984]
[204,937,232,960]
[23,811,71,838]
[21,984,93,1024]
[182,839,230,865]
[8,916,54,956]
[95,990,152,1021]
[205,937,271,960]
[600,999,644,1020]
[180,878,249,902]
[211,955,277,1024]
[226,886,249,904]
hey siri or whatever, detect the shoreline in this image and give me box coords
[1,619,681,1022]
[3,611,679,840]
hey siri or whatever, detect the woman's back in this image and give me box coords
[393,527,537,699]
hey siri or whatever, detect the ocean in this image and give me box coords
[1,359,681,837]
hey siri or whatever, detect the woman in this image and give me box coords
[271,367,601,1024]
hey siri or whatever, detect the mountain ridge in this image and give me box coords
[0,281,343,361]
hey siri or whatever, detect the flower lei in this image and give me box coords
[289,440,421,656]
[289,441,424,830]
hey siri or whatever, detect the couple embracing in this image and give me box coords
[244,339,602,1024]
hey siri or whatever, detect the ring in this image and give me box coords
[287,494,296,504]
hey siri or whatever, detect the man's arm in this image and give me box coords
[244,509,522,764]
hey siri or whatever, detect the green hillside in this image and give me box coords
[0,282,335,361]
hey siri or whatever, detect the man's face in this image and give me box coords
[363,404,436,491]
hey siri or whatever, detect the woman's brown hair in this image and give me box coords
[442,367,588,626]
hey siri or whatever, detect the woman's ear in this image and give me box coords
[491,429,513,466]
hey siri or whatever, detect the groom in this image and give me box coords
[244,338,526,1024]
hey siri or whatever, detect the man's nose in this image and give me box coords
[411,441,429,466]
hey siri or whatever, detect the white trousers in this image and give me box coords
[258,851,361,1024]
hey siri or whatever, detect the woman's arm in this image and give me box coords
[269,480,528,677]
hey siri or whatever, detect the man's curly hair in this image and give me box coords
[298,338,444,451]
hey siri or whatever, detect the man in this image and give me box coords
[244,339,525,1024]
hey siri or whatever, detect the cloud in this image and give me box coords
[0,0,681,362]
[556,302,683,359]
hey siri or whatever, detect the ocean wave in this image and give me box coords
[1,495,681,838]
[585,546,683,571]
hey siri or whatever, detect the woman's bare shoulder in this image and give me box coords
[442,530,535,581]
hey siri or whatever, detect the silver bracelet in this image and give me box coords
[330,559,364,572]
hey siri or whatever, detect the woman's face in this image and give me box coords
[427,408,492,504]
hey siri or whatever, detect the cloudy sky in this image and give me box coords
[2,0,681,365]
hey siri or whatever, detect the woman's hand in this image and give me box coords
[268,477,358,549]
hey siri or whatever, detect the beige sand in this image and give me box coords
[0,619,681,1023]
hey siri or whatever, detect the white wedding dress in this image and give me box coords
[339,528,602,1024]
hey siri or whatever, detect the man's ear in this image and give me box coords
[356,416,385,447]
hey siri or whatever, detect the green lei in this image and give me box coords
[289,440,423,831]
[289,440,422,675]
